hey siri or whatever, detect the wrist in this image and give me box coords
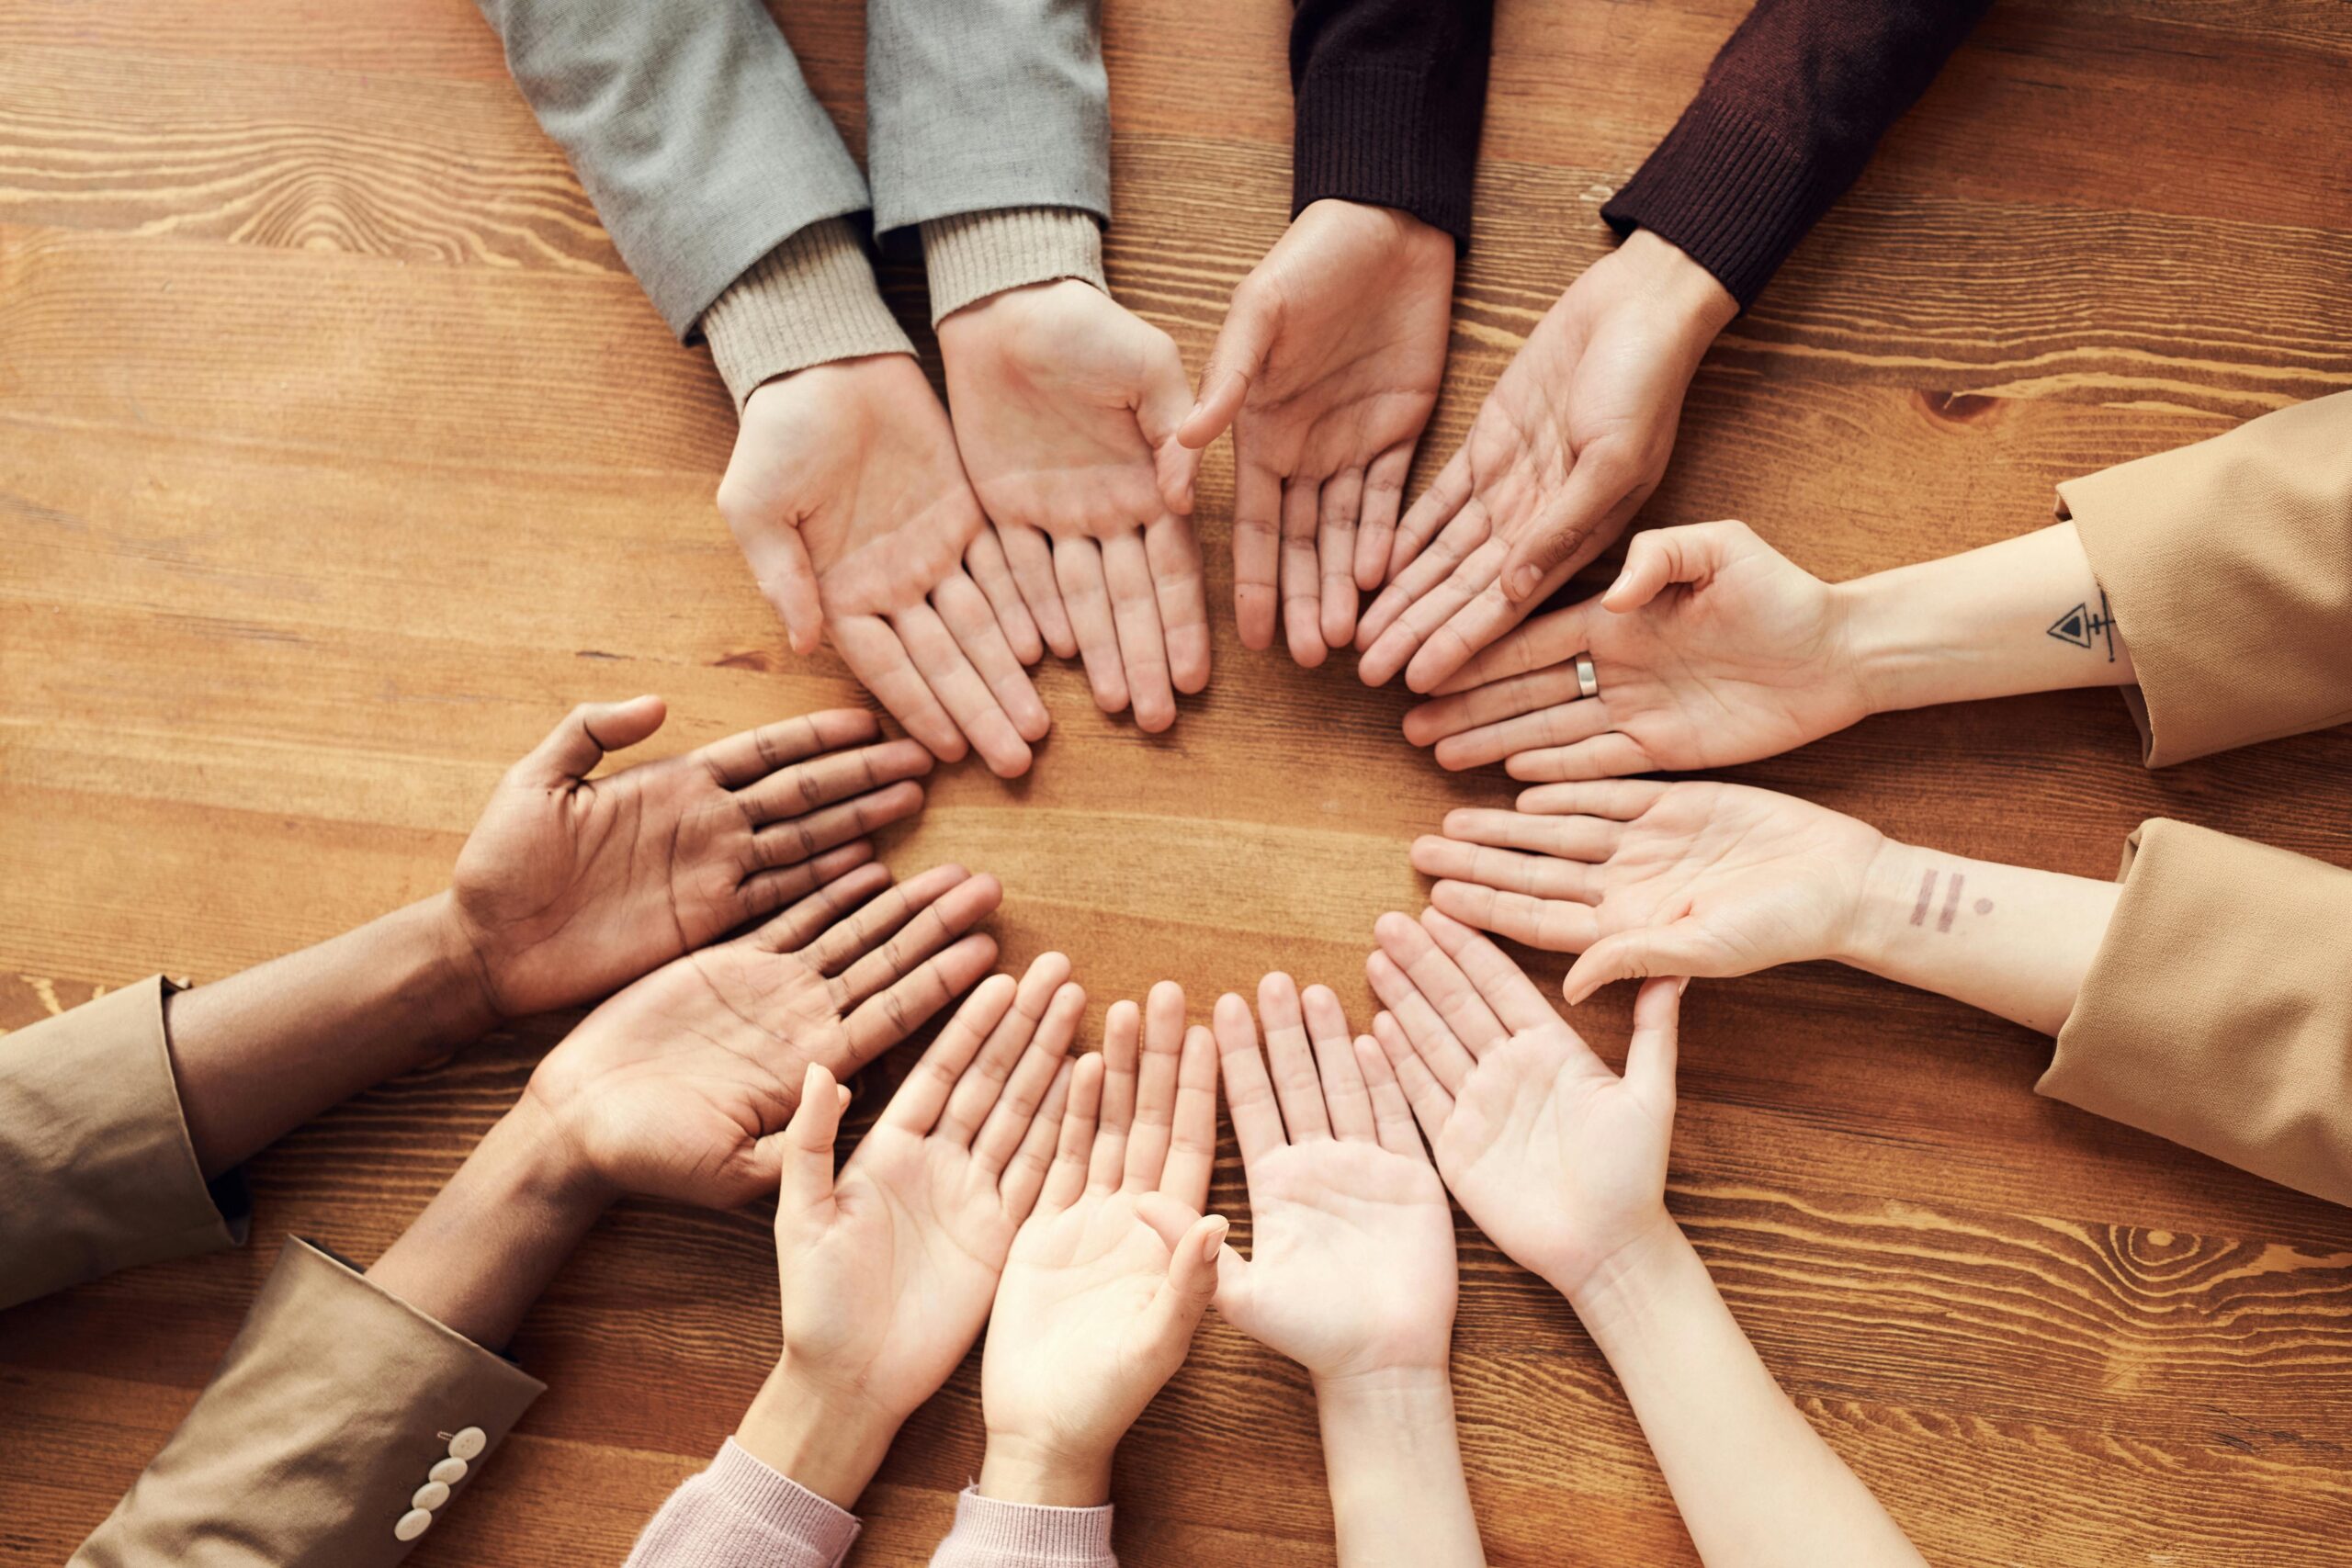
[1837,833,1931,973]
[978,1430,1116,1508]
[735,1358,905,1511]
[1559,1211,1697,1344]
[1313,1361,1458,1431]
[1614,227,1739,346]
[1833,570,1942,718]
[422,889,511,1032]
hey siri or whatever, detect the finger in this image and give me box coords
[933,572,1052,743]
[1505,731,1657,784]
[1623,975,1684,1111]
[1055,536,1131,715]
[1438,695,1614,774]
[831,615,967,765]
[1304,985,1375,1142]
[1146,513,1213,696]
[1352,1034,1427,1160]
[938,953,1075,1145]
[700,708,879,790]
[1122,980,1188,1191]
[1256,972,1332,1142]
[792,862,967,971]
[759,861,894,952]
[1405,662,1584,751]
[1501,442,1646,601]
[1231,457,1283,652]
[775,1061,843,1216]
[1179,282,1274,451]
[737,840,877,925]
[1358,511,1493,682]
[1604,521,1739,613]
[1562,919,1720,1007]
[1002,525,1077,660]
[894,602,1034,779]
[1102,530,1177,733]
[1516,778,1673,820]
[726,508,826,655]
[1317,468,1363,650]
[1140,1212,1228,1356]
[1374,908,1507,1056]
[964,526,1046,664]
[1279,477,1327,669]
[1395,542,1527,696]
[1088,999,1142,1191]
[882,970,1017,1135]
[1364,949,1476,1094]
[1040,1052,1105,1213]
[1429,881,1602,953]
[840,931,1000,1072]
[1382,445,1471,585]
[1137,327,1202,515]
[747,780,926,873]
[516,695,666,787]
[733,739,934,828]
[1409,836,1597,904]
[997,1056,1075,1220]
[1429,600,1598,698]
[1354,443,1415,592]
[1419,907,1559,1035]
[974,979,1090,1175]
[1441,806,1620,863]
[1371,1010,1454,1141]
[1213,990,1287,1167]
[1159,1024,1219,1209]
[831,872,1004,1013]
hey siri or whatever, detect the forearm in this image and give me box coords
[165,892,498,1177]
[733,1361,902,1512]
[1314,1368,1485,1568]
[1842,522,2135,715]
[1839,837,2120,1037]
[365,1095,607,1349]
[1569,1222,1923,1568]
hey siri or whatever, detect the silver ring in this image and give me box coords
[1575,653,1599,700]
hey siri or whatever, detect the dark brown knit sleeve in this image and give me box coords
[1600,0,1990,308]
[1289,0,1494,247]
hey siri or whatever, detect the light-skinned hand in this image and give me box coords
[449,700,931,1019]
[940,280,1210,732]
[980,983,1226,1506]
[1367,908,1684,1299]
[522,862,1002,1208]
[1172,199,1455,664]
[1408,779,1885,1004]
[718,355,1052,777]
[1404,519,1871,779]
[1355,230,1737,694]
[735,954,1087,1506]
[1206,975,1456,1382]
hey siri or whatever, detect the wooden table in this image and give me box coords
[5,0,2349,1562]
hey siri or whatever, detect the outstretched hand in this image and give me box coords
[449,699,932,1018]
[718,355,1052,777]
[523,862,1001,1208]
[941,280,1211,733]
[1174,199,1455,665]
[1355,231,1736,694]
[1404,520,1871,779]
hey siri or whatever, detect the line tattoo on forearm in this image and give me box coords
[1911,868,1995,931]
[2046,588,2117,661]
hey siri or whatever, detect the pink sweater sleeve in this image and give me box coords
[623,1439,862,1568]
[928,1487,1117,1567]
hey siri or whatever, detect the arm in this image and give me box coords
[1367,910,1923,1566]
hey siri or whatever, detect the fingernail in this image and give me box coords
[1509,564,1544,600]
[1203,1218,1229,1261]
[1676,976,1692,998]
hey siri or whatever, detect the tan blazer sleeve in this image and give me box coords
[0,977,243,1309]
[2040,818,2352,1205]
[2059,389,2352,766]
[71,1237,546,1566]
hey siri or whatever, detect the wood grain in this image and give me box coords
[3,0,2349,1562]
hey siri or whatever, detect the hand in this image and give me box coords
[1366,908,1684,1299]
[1173,200,1454,665]
[736,955,1087,1506]
[522,862,1001,1208]
[1408,779,1886,1004]
[1356,230,1737,694]
[447,700,930,1019]
[939,280,1210,732]
[1207,975,1455,1382]
[718,355,1052,777]
[1404,520,1872,779]
[980,983,1226,1506]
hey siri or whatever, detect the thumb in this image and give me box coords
[774,1063,849,1214]
[517,695,666,787]
[1562,919,1716,1007]
[1136,329,1203,515]
[1500,444,1644,603]
[1177,285,1277,452]
[1602,520,1744,613]
[739,518,826,658]
[1622,975,1684,1111]
[1140,1211,1229,1353]
[1136,1191,1246,1308]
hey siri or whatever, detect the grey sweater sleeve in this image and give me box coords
[865,0,1111,241]
[475,0,873,339]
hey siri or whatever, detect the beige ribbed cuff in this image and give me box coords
[920,207,1107,323]
[699,218,916,410]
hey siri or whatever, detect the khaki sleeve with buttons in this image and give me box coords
[2062,389,2352,767]
[70,1237,545,1566]
[2041,818,2352,1207]
[0,977,244,1310]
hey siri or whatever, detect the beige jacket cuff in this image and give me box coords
[0,976,242,1310]
[699,217,916,411]
[2041,818,2352,1206]
[921,206,1107,323]
[71,1237,546,1567]
[2061,389,2352,766]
